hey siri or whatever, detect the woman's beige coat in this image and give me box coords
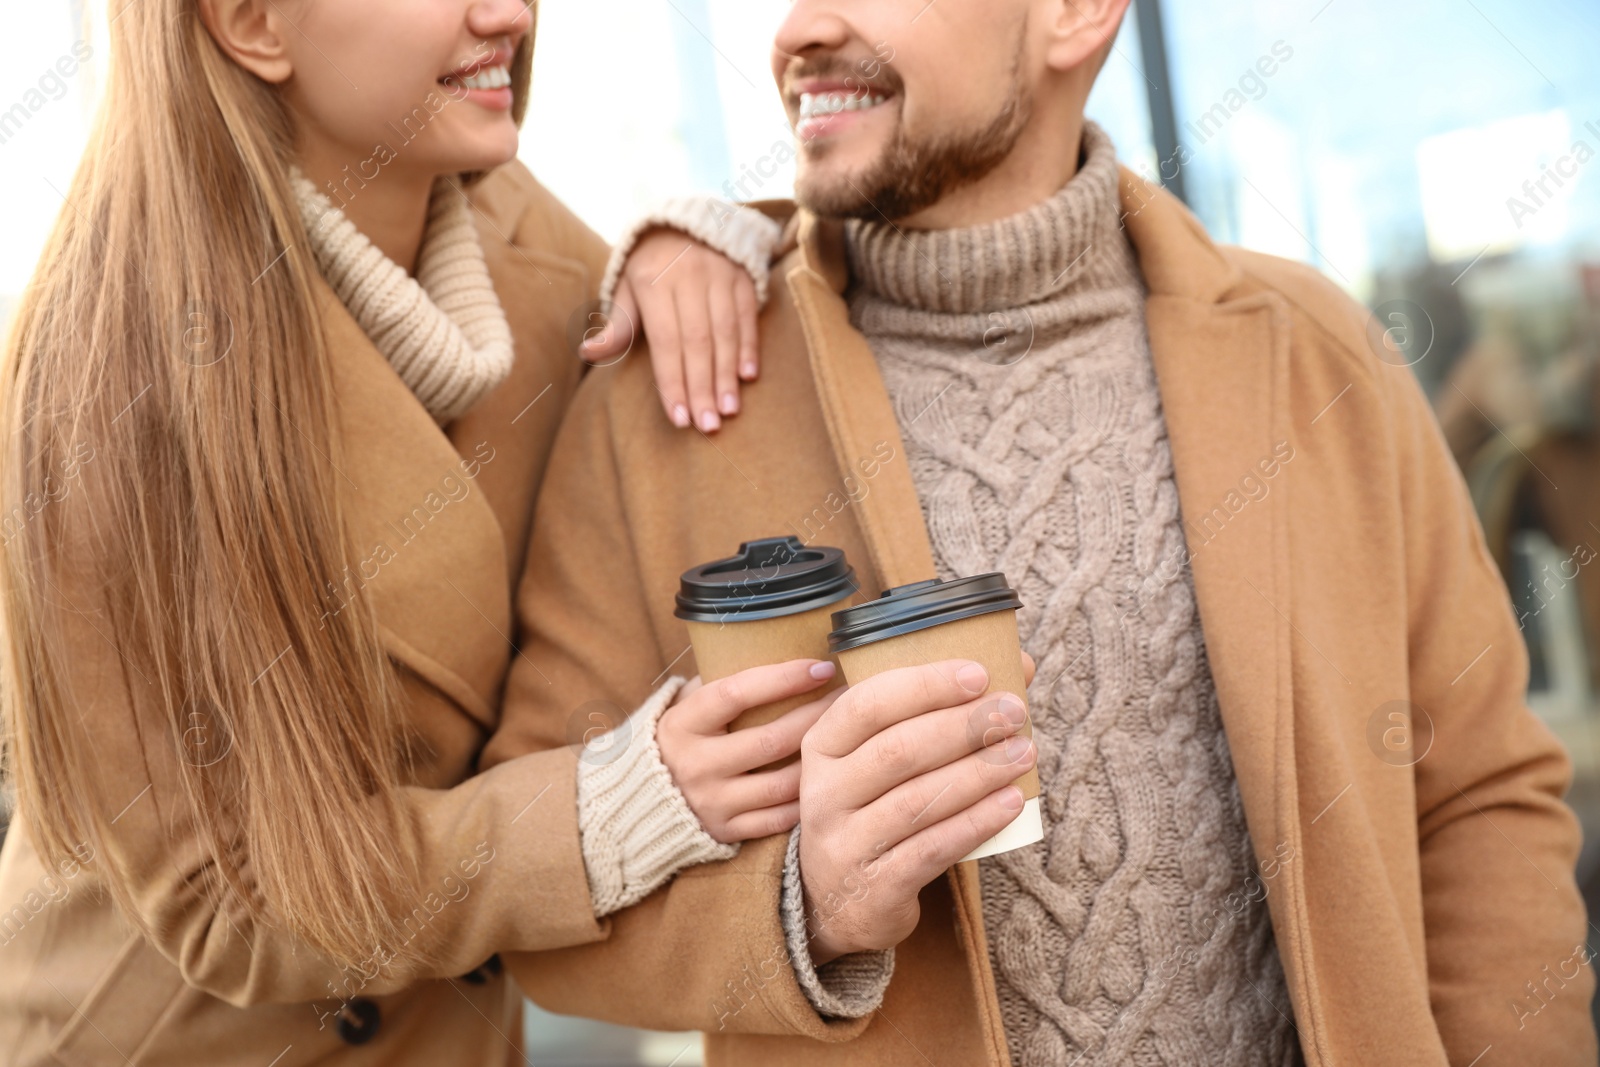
[0,163,618,1066]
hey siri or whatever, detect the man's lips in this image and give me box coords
[791,83,895,140]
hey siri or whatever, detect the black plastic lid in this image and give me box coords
[675,537,857,623]
[828,574,1021,653]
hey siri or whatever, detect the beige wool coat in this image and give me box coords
[0,162,620,1066]
[486,171,1598,1066]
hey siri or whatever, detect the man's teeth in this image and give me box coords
[457,65,511,91]
[798,91,888,121]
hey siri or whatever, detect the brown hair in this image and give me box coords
[0,0,535,976]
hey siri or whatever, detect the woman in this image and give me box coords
[0,0,837,1063]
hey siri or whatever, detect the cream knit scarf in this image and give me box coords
[292,170,515,424]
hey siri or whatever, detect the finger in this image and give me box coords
[713,761,802,817]
[1021,650,1036,687]
[734,272,760,381]
[711,685,841,775]
[674,284,720,433]
[807,659,994,759]
[874,785,1027,892]
[581,279,639,363]
[832,690,1027,809]
[719,801,800,843]
[854,735,1036,852]
[708,280,742,418]
[678,659,838,733]
[639,288,689,428]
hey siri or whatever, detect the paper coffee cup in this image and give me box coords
[675,538,858,764]
[828,575,1042,862]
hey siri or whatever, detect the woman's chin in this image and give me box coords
[448,134,520,176]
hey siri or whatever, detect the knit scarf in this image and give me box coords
[292,170,515,424]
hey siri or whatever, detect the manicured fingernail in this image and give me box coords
[809,661,837,680]
[996,694,1026,725]
[697,410,721,432]
[956,662,988,694]
[997,786,1025,812]
[740,361,758,380]
[719,392,739,415]
[671,404,690,428]
[1004,736,1034,763]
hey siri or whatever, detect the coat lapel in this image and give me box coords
[318,282,513,728]
[787,216,937,589]
[1126,170,1321,1056]
[1143,291,1294,857]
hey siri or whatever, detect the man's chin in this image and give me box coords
[794,164,891,221]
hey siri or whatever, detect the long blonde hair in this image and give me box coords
[0,1,534,976]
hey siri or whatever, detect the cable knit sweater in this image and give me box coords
[782,124,1303,1066]
[294,172,784,917]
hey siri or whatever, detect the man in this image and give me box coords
[483,0,1595,1063]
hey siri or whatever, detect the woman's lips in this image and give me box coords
[439,62,513,111]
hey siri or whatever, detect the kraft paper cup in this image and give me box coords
[828,575,1042,862]
[675,538,858,765]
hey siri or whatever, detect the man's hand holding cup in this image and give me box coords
[797,658,1038,965]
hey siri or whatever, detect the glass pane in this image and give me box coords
[1087,11,1158,179]
[521,0,794,242]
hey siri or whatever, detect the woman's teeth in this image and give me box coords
[456,65,511,91]
[798,91,888,120]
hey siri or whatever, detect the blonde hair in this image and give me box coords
[0,0,535,976]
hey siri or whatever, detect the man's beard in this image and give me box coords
[794,56,1032,222]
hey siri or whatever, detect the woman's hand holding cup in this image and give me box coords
[657,658,844,844]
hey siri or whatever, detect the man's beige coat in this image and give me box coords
[487,172,1596,1066]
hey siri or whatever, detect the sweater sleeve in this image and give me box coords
[599,197,783,308]
[778,825,896,1018]
[576,676,738,916]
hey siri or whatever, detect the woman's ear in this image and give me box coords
[197,0,294,84]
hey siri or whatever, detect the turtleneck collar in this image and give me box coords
[844,121,1127,315]
[292,169,515,425]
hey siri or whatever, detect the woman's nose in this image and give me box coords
[466,0,534,44]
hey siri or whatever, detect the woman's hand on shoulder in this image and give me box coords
[582,229,760,434]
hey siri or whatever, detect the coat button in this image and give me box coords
[337,998,381,1045]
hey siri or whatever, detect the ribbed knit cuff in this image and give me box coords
[779,825,896,1019]
[576,677,739,918]
[600,198,782,308]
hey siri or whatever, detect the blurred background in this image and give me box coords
[3,0,1599,1062]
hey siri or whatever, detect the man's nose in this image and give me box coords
[773,0,853,65]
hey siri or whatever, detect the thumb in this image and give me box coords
[580,280,639,364]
